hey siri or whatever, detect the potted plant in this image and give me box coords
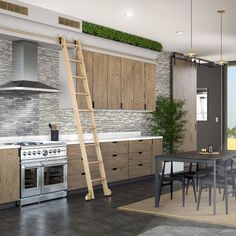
[151,95,186,154]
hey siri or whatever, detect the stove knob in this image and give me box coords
[23,151,27,156]
[32,151,36,155]
[28,151,31,156]
[57,149,61,153]
[37,151,41,155]
[43,150,48,156]
[53,149,57,153]
[49,149,52,154]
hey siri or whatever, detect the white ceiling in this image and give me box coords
[19,0,236,62]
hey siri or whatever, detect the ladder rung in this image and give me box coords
[78,109,93,112]
[69,59,84,63]
[66,43,80,48]
[84,143,99,147]
[88,160,103,165]
[91,177,105,182]
[72,76,85,80]
[75,92,89,96]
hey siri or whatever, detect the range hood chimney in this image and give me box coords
[0,41,59,93]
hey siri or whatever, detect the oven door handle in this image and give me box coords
[41,161,68,167]
[22,164,43,169]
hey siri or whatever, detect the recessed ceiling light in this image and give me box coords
[124,11,134,17]
[176,31,184,35]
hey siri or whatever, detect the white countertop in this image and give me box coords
[0,132,163,149]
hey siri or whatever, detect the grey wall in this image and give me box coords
[197,64,222,150]
[0,39,172,137]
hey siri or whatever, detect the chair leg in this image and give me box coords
[186,178,190,195]
[182,178,185,207]
[209,186,212,206]
[219,188,221,194]
[170,180,173,200]
[191,178,197,203]
[197,186,202,211]
[225,185,228,215]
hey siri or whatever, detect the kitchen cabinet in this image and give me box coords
[67,138,162,191]
[121,58,134,110]
[0,149,19,204]
[133,61,145,110]
[76,50,93,109]
[145,63,156,111]
[128,140,153,178]
[82,50,155,110]
[92,52,108,109]
[107,55,121,109]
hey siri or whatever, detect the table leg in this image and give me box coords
[213,159,216,215]
[155,158,161,207]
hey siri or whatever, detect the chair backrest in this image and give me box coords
[216,159,233,178]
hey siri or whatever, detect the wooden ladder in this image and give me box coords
[60,36,112,200]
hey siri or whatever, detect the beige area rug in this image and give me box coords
[118,189,236,228]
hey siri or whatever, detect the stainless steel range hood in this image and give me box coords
[0,41,59,93]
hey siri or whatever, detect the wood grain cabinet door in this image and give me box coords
[173,59,197,152]
[121,58,134,110]
[133,61,145,110]
[92,52,108,109]
[107,55,121,109]
[0,149,19,204]
[145,63,156,111]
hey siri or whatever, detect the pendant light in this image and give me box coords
[186,0,197,57]
[216,10,227,65]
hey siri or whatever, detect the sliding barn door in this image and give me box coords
[173,59,197,152]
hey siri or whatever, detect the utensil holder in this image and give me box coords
[51,130,59,141]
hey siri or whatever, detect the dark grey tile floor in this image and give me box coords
[0,178,235,236]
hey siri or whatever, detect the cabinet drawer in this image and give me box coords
[68,157,84,175]
[129,140,152,153]
[106,166,128,183]
[68,144,97,160]
[103,154,128,169]
[101,141,128,155]
[68,173,86,190]
[129,151,152,166]
[128,163,152,179]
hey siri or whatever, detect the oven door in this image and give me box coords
[21,163,42,198]
[41,160,67,194]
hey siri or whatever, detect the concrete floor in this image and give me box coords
[0,178,235,236]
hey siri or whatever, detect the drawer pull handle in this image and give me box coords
[138,140,143,142]
[113,168,117,171]
[81,172,85,176]
[112,141,117,144]
[113,154,117,157]
[139,152,143,154]
[138,164,143,167]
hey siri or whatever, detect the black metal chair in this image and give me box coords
[197,159,236,214]
[159,161,197,207]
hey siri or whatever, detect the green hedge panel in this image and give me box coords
[82,21,163,52]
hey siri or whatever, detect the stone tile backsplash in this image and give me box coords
[0,39,171,137]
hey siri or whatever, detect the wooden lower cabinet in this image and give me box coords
[0,149,19,204]
[67,138,162,191]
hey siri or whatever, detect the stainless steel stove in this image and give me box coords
[13,141,68,206]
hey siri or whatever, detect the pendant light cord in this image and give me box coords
[220,12,223,61]
[190,0,193,51]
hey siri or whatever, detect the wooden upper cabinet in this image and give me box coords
[92,52,108,109]
[107,55,121,109]
[121,58,134,110]
[76,50,93,109]
[173,59,197,152]
[133,61,145,110]
[145,63,156,110]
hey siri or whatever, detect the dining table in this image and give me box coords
[155,150,236,215]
